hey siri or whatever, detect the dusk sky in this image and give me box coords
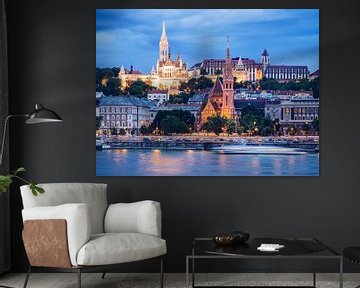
[96,9,319,73]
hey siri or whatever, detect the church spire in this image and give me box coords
[162,20,166,37]
[226,36,230,60]
[159,20,169,62]
[224,36,232,79]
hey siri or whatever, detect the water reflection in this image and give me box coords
[96,149,319,176]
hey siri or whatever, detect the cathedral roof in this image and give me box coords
[211,77,223,95]
[262,49,269,56]
[210,100,220,112]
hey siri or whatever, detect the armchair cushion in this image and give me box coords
[22,203,91,266]
[20,183,108,234]
[104,201,162,237]
[76,233,167,266]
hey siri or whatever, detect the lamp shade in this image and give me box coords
[25,104,63,124]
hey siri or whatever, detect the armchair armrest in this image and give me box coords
[104,200,162,237]
[22,203,91,266]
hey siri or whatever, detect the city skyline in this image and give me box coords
[96,9,319,73]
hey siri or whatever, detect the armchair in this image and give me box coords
[20,183,166,288]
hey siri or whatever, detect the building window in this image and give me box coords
[122,121,125,127]
[122,108,125,113]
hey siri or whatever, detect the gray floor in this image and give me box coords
[0,273,360,288]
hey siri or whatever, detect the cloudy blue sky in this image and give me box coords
[96,9,319,73]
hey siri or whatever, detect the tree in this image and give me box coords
[201,115,228,135]
[272,118,281,136]
[96,67,123,95]
[197,76,213,90]
[309,77,320,99]
[260,77,281,90]
[226,120,236,135]
[286,125,297,136]
[301,123,311,136]
[111,127,118,135]
[215,69,222,75]
[126,80,152,96]
[119,128,126,136]
[200,67,208,75]
[177,121,188,134]
[102,77,121,96]
[240,105,273,136]
[237,126,245,135]
[168,92,190,104]
[233,77,244,89]
[160,115,188,135]
[311,119,319,133]
[139,124,151,135]
[179,77,213,92]
[150,110,195,132]
[96,116,103,130]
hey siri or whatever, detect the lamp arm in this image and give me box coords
[0,114,28,169]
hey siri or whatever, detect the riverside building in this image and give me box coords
[279,96,319,129]
[98,96,155,134]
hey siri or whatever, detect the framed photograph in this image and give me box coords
[96,9,319,176]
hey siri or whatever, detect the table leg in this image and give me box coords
[339,257,343,288]
[186,257,189,288]
[313,254,316,287]
[192,257,195,288]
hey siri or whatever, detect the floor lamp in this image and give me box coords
[0,104,62,288]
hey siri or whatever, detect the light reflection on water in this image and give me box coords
[96,149,319,176]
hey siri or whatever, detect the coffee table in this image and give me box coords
[186,237,343,288]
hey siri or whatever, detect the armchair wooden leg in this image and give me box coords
[101,270,107,279]
[160,257,164,288]
[23,266,31,288]
[77,268,81,288]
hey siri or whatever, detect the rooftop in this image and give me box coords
[148,89,168,94]
[99,96,156,107]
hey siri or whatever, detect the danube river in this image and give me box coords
[96,147,319,176]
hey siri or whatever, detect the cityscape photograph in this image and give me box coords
[96,9,319,176]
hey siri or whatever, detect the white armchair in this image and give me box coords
[20,183,166,288]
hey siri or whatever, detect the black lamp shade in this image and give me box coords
[25,104,63,124]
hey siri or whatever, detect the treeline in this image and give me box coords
[259,77,320,98]
[200,105,319,136]
[140,110,195,135]
[179,76,214,92]
[96,68,155,97]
